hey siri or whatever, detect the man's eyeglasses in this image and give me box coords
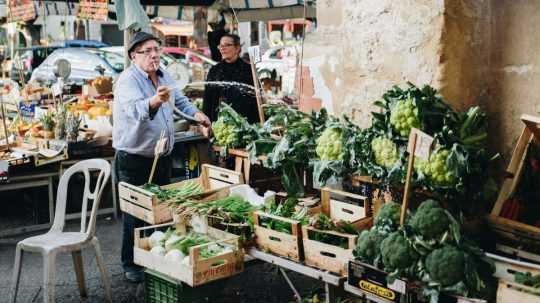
[218,43,236,49]
[135,47,162,56]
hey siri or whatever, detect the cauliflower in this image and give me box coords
[416,149,455,185]
[212,117,238,147]
[390,98,421,137]
[316,127,343,160]
[354,229,385,264]
[371,136,399,168]
[409,199,450,240]
[374,201,401,231]
[425,246,465,286]
[380,231,418,272]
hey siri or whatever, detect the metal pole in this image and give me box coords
[0,91,11,151]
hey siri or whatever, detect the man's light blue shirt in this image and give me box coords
[113,63,198,158]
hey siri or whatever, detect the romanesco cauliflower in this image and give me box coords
[390,98,421,137]
[371,136,399,168]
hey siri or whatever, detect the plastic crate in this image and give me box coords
[144,270,226,303]
[145,270,182,303]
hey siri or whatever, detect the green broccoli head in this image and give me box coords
[354,229,386,264]
[425,246,465,286]
[380,231,418,272]
[374,201,401,230]
[409,199,450,240]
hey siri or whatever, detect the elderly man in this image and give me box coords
[113,31,210,283]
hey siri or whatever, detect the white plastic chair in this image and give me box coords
[9,159,113,303]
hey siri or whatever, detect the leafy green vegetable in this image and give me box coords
[176,194,256,225]
[212,103,259,153]
[260,197,309,234]
[248,108,329,197]
[306,213,357,248]
[380,231,419,273]
[353,229,385,265]
[140,181,204,205]
[409,199,450,241]
[425,246,466,286]
[514,271,540,288]
[373,201,402,232]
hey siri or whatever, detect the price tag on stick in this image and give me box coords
[407,128,434,160]
[400,128,434,225]
[148,130,167,184]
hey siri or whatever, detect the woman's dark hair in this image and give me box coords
[221,33,241,46]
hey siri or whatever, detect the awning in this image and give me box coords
[234,5,314,21]
[226,0,314,22]
[0,1,220,21]
[228,0,302,9]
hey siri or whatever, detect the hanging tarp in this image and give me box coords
[115,0,150,30]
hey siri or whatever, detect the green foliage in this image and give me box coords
[514,271,540,288]
[248,108,329,197]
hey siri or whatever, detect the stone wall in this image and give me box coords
[301,0,540,157]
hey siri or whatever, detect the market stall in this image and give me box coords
[112,80,540,303]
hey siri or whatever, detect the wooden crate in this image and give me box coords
[488,252,540,282]
[134,222,244,287]
[487,115,540,244]
[119,164,244,224]
[253,210,304,262]
[302,188,373,276]
[497,280,540,303]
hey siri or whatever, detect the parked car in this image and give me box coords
[63,40,109,48]
[10,45,64,82]
[30,48,122,85]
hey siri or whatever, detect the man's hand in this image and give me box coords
[149,86,171,110]
[194,112,211,127]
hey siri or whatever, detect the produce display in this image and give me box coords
[306,213,357,248]
[248,106,328,197]
[140,181,204,206]
[147,228,233,264]
[352,200,496,302]
[260,197,310,234]
[176,194,256,225]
